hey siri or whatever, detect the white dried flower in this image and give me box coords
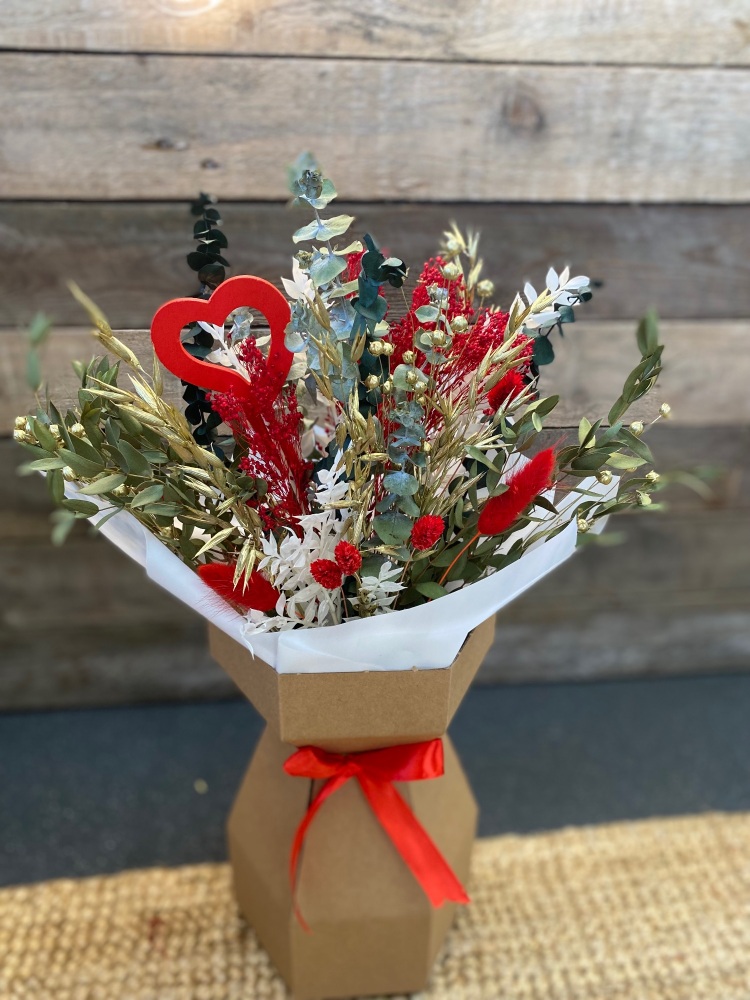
[281,258,315,303]
[350,562,404,615]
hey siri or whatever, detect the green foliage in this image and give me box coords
[608,309,663,424]
[554,313,668,525]
[351,234,407,339]
[532,335,555,366]
[23,313,53,392]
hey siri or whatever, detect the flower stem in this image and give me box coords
[438,531,480,587]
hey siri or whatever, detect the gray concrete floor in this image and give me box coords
[3,673,750,887]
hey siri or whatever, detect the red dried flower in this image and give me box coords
[334,541,362,576]
[486,370,526,412]
[477,449,556,536]
[198,562,280,612]
[212,368,311,528]
[411,515,445,551]
[345,249,365,285]
[310,558,344,590]
[386,255,473,369]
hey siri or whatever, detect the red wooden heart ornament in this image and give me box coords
[150,275,293,405]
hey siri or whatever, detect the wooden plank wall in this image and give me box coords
[1,1,748,706]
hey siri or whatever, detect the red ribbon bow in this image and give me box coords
[283,738,469,929]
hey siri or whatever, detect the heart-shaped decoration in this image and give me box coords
[150,275,293,408]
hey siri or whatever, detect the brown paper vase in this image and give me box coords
[209,616,496,1000]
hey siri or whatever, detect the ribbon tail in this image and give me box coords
[289,773,350,931]
[358,774,470,908]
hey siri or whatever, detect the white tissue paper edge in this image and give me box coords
[65,475,616,675]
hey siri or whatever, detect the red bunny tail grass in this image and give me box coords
[439,449,557,586]
[197,562,280,612]
[477,448,556,536]
[486,370,526,412]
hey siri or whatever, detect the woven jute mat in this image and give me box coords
[2,812,750,1000]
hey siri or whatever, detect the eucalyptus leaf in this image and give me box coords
[396,494,421,517]
[532,336,555,366]
[292,219,320,243]
[309,253,347,287]
[293,214,354,244]
[309,177,338,209]
[373,511,413,545]
[414,305,439,323]
[392,364,418,391]
[327,279,359,299]
[375,493,397,513]
[284,328,308,352]
[382,471,419,496]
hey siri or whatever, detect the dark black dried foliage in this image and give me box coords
[181,193,231,460]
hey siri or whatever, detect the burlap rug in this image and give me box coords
[3,812,750,999]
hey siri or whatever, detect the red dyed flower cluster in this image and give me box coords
[310,542,364,591]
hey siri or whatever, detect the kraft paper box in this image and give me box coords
[229,726,477,1000]
[209,616,496,752]
[210,621,494,999]
[55,480,613,999]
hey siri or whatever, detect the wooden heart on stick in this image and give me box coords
[150,275,293,410]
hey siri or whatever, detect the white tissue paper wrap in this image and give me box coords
[67,474,616,675]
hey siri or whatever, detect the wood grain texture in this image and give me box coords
[2,321,746,433]
[486,505,750,683]
[4,201,750,329]
[2,53,749,202]
[2,1,748,66]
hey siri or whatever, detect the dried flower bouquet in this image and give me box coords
[14,156,669,645]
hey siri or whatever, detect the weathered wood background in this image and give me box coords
[1,1,748,706]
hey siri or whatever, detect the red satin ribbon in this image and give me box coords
[283,739,470,929]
